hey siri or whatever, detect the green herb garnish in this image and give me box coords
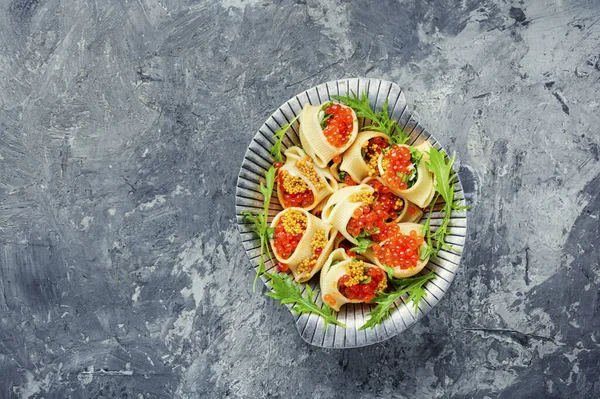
[396,172,409,182]
[241,166,277,291]
[421,148,469,258]
[319,101,333,130]
[360,272,436,330]
[338,171,347,182]
[265,271,346,331]
[409,146,423,166]
[270,115,300,163]
[332,90,408,144]
[351,236,373,254]
[384,265,395,279]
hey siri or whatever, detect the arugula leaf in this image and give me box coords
[270,115,300,163]
[409,146,423,166]
[351,236,373,254]
[422,148,470,258]
[418,245,429,260]
[265,271,346,330]
[332,90,379,121]
[396,172,409,182]
[427,147,456,205]
[360,272,435,330]
[332,91,408,144]
[242,166,277,291]
[384,265,395,279]
[319,101,334,130]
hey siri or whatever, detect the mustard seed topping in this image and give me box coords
[395,198,404,209]
[382,157,390,171]
[280,170,309,194]
[349,191,374,206]
[297,257,316,275]
[296,157,324,190]
[310,229,327,251]
[297,228,327,275]
[367,153,379,176]
[343,260,369,287]
[281,209,307,235]
[375,278,388,293]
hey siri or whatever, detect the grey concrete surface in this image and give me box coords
[0,0,599,397]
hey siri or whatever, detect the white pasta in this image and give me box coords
[395,198,423,223]
[339,131,388,182]
[299,103,358,168]
[269,208,337,283]
[276,146,338,210]
[377,142,435,208]
[321,184,375,245]
[320,248,386,311]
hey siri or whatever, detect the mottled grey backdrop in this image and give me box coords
[0,0,599,398]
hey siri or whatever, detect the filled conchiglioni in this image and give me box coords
[321,184,375,245]
[276,147,338,210]
[270,208,337,283]
[364,222,430,278]
[377,141,435,208]
[299,102,358,168]
[361,177,423,227]
[339,131,390,183]
[320,248,388,312]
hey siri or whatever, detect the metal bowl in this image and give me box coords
[236,78,467,348]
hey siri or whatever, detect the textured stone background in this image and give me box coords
[0,0,599,397]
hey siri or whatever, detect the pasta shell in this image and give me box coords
[339,131,388,182]
[299,103,358,168]
[269,208,337,283]
[320,248,387,312]
[358,176,423,224]
[395,199,423,223]
[276,146,338,210]
[321,184,374,245]
[377,143,435,208]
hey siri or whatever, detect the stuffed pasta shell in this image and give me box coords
[270,208,337,283]
[360,177,423,225]
[320,248,388,312]
[299,102,358,168]
[277,147,338,210]
[339,131,390,183]
[377,141,435,208]
[364,222,430,278]
[321,184,375,245]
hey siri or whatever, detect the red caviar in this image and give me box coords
[382,144,413,191]
[323,293,336,307]
[372,229,424,270]
[277,172,314,208]
[344,175,357,186]
[346,179,405,237]
[273,215,306,259]
[277,262,289,272]
[338,267,386,302]
[323,104,354,147]
[363,136,389,174]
